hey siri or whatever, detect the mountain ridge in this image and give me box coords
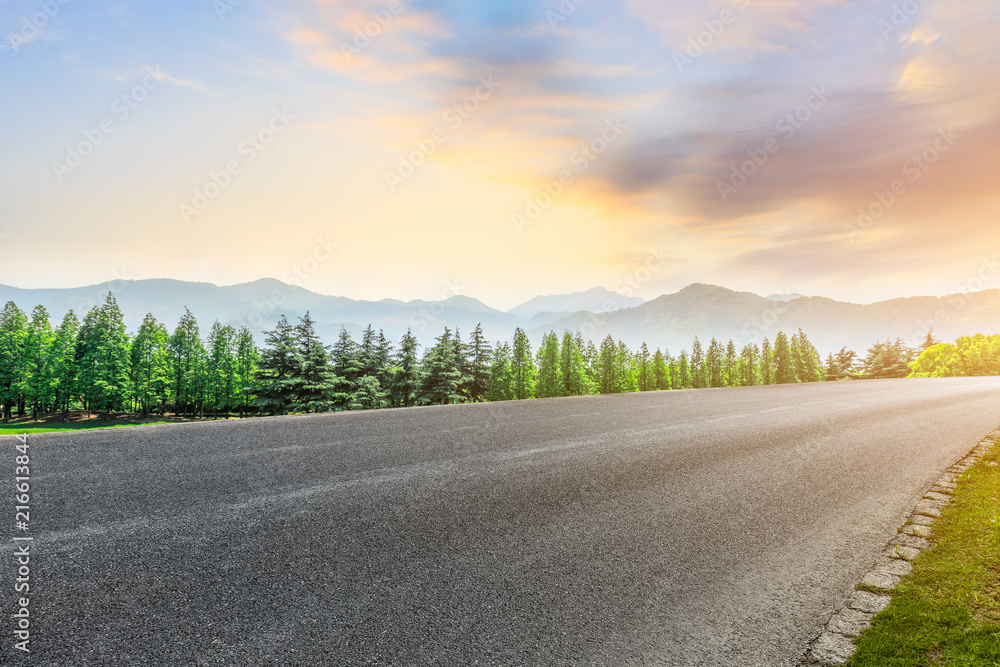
[1,279,999,356]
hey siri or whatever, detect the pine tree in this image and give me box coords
[706,337,724,388]
[374,329,394,390]
[168,307,205,417]
[206,321,238,417]
[131,313,171,416]
[738,344,760,386]
[418,327,464,405]
[452,327,473,401]
[485,342,514,401]
[690,336,706,388]
[920,330,940,351]
[652,348,670,390]
[235,326,259,417]
[50,311,80,414]
[76,294,132,415]
[773,331,797,384]
[793,329,823,382]
[560,331,588,396]
[637,342,652,391]
[331,327,364,410]
[511,327,535,400]
[824,347,858,381]
[23,305,53,417]
[598,335,617,394]
[294,312,348,412]
[390,329,421,408]
[253,315,299,415]
[724,340,738,387]
[759,337,773,385]
[468,324,492,402]
[617,341,637,392]
[676,350,692,389]
[535,331,562,398]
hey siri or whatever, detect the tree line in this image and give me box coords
[0,294,953,421]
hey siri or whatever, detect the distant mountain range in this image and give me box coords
[508,287,643,317]
[1,279,999,357]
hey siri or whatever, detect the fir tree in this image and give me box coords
[253,315,299,415]
[294,312,348,412]
[168,307,205,417]
[23,305,53,417]
[206,321,238,417]
[468,324,493,402]
[131,313,171,416]
[690,336,706,388]
[759,337,773,385]
[485,342,514,401]
[235,326,259,417]
[724,340,738,387]
[560,331,588,396]
[50,311,80,414]
[535,331,563,398]
[773,331,797,384]
[598,335,618,394]
[706,337,724,388]
[418,327,464,405]
[391,329,422,408]
[511,327,535,400]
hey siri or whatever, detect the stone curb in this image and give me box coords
[799,430,999,666]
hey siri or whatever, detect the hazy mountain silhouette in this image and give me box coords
[1,279,998,356]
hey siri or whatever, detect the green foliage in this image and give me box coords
[168,307,206,416]
[862,338,915,379]
[253,315,299,415]
[131,313,171,416]
[535,331,563,398]
[76,294,132,413]
[773,331,797,384]
[0,301,28,420]
[824,347,858,381]
[390,329,422,407]
[485,342,514,401]
[418,327,464,405]
[50,311,80,413]
[511,327,535,400]
[909,333,1000,378]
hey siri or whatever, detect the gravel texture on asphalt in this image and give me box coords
[4,377,1000,666]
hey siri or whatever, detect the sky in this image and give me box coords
[2,0,999,311]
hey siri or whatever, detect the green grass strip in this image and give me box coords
[850,441,1000,666]
[0,421,175,435]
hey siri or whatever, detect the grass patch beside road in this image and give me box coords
[849,440,1000,666]
[0,411,195,435]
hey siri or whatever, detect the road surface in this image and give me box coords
[5,377,1000,665]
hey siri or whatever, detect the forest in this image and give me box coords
[0,293,983,421]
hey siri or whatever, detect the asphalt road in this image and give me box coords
[5,377,1000,666]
